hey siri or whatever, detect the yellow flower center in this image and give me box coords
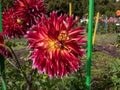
[47,31,69,51]
[58,31,68,41]
[17,19,24,24]
[48,41,58,49]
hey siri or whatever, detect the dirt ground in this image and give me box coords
[93,44,120,59]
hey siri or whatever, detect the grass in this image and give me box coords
[92,51,118,76]
[95,33,118,46]
[91,51,120,89]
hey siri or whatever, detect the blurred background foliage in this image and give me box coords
[2,0,120,17]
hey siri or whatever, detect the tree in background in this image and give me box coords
[95,0,120,17]
[45,0,68,16]
[2,0,15,10]
[2,0,120,18]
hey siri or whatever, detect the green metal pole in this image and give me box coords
[0,1,6,90]
[86,0,94,90]
[0,0,2,33]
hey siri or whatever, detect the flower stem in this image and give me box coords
[9,46,30,85]
[0,55,6,90]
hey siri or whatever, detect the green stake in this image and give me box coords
[0,1,6,90]
[0,0,2,33]
[86,0,94,90]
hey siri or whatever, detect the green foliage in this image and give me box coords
[45,0,120,18]
[107,22,116,33]
[2,0,120,17]
[95,1,120,17]
[98,23,106,34]
[3,57,86,90]
[116,33,120,42]
[110,59,120,89]
[95,59,120,90]
[2,0,15,10]
[45,0,69,15]
[91,52,120,90]
[115,34,120,48]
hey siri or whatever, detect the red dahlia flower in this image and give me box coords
[0,34,12,58]
[26,11,86,78]
[2,8,27,38]
[14,0,46,27]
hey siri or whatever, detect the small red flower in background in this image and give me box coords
[14,0,46,27]
[0,34,12,58]
[26,11,86,78]
[2,8,28,38]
